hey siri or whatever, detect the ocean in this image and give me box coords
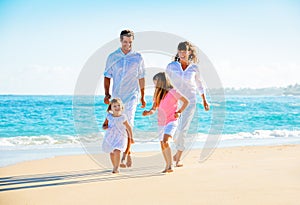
[1,95,299,167]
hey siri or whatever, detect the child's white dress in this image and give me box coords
[102,113,128,153]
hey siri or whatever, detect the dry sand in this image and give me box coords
[1,145,300,205]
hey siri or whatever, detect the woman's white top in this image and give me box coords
[166,61,204,104]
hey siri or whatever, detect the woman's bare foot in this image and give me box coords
[173,156,183,167]
[126,154,132,167]
[173,151,183,167]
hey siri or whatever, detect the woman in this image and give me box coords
[166,41,209,167]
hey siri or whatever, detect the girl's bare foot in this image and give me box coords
[162,168,174,173]
[162,165,174,173]
[126,154,132,167]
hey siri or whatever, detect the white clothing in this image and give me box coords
[166,61,204,151]
[173,103,196,151]
[166,61,204,104]
[102,113,128,153]
[104,48,145,126]
[123,100,137,127]
[158,120,178,141]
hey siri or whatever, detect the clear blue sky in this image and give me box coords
[1,0,299,94]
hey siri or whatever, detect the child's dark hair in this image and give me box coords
[106,98,124,112]
[174,41,198,63]
[120,29,134,41]
[152,72,173,107]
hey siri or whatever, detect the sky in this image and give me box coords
[0,0,300,94]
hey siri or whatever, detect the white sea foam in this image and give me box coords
[1,130,299,148]
[194,130,300,142]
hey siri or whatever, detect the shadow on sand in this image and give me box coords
[0,165,164,192]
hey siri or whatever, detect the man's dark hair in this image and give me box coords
[120,29,134,40]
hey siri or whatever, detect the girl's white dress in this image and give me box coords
[102,113,128,153]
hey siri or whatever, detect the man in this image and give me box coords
[103,29,146,167]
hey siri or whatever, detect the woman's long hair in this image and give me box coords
[174,41,198,64]
[153,72,173,107]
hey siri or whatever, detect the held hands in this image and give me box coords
[142,109,153,116]
[142,107,157,116]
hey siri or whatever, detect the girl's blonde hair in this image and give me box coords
[153,72,173,107]
[174,41,198,64]
[106,98,124,112]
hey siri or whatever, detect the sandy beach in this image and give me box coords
[1,145,300,205]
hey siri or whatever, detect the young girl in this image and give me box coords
[142,72,189,173]
[102,98,133,174]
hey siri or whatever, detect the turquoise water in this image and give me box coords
[0,95,299,166]
[1,95,299,137]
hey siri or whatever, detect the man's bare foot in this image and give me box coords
[126,154,132,167]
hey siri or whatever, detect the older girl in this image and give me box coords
[143,72,189,173]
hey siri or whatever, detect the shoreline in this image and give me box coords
[1,137,300,168]
[1,144,300,204]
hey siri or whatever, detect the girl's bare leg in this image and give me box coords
[161,134,173,173]
[160,142,168,166]
[110,152,115,167]
[112,149,121,174]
